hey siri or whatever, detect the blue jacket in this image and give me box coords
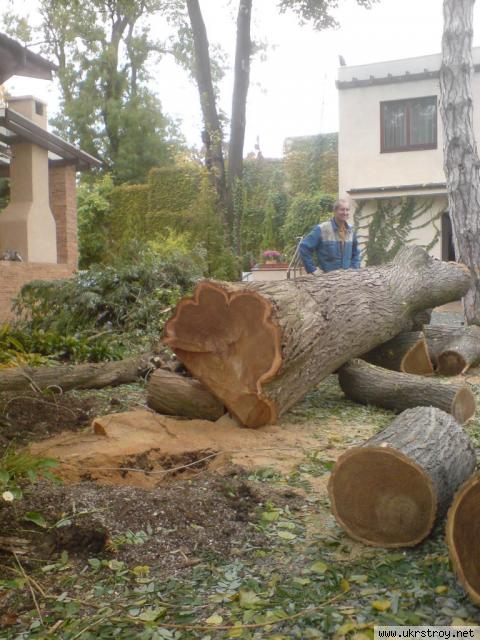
[299,218,361,273]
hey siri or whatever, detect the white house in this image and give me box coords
[337,48,480,264]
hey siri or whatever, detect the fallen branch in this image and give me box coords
[338,359,476,424]
[0,353,160,393]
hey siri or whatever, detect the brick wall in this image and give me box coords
[49,164,78,267]
[0,262,75,323]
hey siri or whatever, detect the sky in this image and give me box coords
[5,0,480,158]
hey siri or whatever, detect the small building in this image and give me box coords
[337,49,480,264]
[0,34,100,321]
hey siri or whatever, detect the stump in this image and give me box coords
[338,359,476,424]
[361,331,433,374]
[328,407,476,547]
[446,473,480,606]
[147,369,225,420]
[164,246,471,427]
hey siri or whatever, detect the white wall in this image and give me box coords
[338,49,480,196]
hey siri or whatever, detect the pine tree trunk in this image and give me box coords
[164,246,471,427]
[328,407,476,547]
[361,331,433,374]
[446,473,480,605]
[147,369,225,420]
[440,0,480,324]
[338,359,476,424]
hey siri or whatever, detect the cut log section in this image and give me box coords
[361,331,433,374]
[164,246,471,427]
[446,473,480,606]
[338,359,476,424]
[147,368,225,420]
[437,325,480,375]
[0,353,158,393]
[328,407,476,547]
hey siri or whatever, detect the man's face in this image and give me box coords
[334,202,350,225]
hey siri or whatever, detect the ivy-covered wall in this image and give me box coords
[353,195,447,266]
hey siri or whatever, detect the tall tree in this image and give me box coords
[185,0,376,252]
[3,0,183,183]
[440,0,480,324]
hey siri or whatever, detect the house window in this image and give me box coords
[381,96,437,152]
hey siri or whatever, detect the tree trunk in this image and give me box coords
[446,473,480,605]
[338,359,476,424]
[0,353,157,393]
[164,246,471,427]
[437,325,480,375]
[228,0,253,253]
[147,368,225,420]
[440,0,480,324]
[328,407,476,547]
[186,0,230,239]
[361,331,433,374]
[423,324,465,366]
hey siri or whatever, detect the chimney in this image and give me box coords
[0,95,57,263]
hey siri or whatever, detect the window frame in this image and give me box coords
[380,96,438,153]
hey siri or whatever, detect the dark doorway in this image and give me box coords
[441,211,456,261]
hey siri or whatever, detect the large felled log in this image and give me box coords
[147,368,225,420]
[0,353,157,393]
[361,331,433,374]
[446,473,480,606]
[338,359,476,424]
[328,407,476,547]
[164,246,471,427]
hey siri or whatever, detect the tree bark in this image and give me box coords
[361,331,433,374]
[0,353,157,393]
[228,0,252,253]
[186,0,230,238]
[147,368,225,420]
[437,325,480,374]
[424,323,480,373]
[423,324,465,366]
[446,473,480,606]
[328,407,476,547]
[440,0,480,324]
[338,359,476,424]
[164,246,471,427]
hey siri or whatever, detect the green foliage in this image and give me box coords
[355,197,443,266]
[282,192,335,254]
[105,164,238,280]
[283,133,338,196]
[0,447,58,503]
[278,0,378,30]
[3,0,184,182]
[77,174,115,269]
[241,158,288,268]
[12,246,204,361]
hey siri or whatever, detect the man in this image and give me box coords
[299,199,361,274]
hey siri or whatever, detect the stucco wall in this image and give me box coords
[338,49,480,196]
